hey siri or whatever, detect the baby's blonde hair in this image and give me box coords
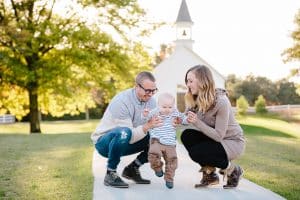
[158,92,175,105]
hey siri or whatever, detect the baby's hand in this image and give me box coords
[143,108,150,117]
[172,117,182,127]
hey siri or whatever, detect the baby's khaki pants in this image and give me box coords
[148,138,178,182]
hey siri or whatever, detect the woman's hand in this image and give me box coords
[187,111,198,123]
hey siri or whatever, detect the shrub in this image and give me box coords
[236,95,249,115]
[255,95,268,114]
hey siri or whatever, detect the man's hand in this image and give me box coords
[148,115,163,128]
[142,108,150,117]
[143,115,163,133]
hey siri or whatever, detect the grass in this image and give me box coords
[176,114,300,200]
[0,120,99,200]
[236,115,300,200]
[1,116,300,199]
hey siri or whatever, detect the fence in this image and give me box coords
[232,104,300,116]
[0,114,16,124]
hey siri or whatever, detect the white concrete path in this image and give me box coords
[92,144,285,200]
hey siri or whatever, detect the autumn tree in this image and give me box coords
[153,43,174,67]
[0,0,156,133]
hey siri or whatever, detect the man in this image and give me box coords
[91,71,162,188]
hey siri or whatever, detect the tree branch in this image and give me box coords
[10,0,19,22]
[46,0,56,21]
[39,45,54,55]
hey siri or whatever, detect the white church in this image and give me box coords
[153,0,226,111]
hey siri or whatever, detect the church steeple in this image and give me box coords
[176,0,193,23]
[175,0,194,49]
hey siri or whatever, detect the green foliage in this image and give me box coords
[277,80,300,104]
[226,74,300,106]
[225,74,239,106]
[236,95,249,115]
[296,84,300,96]
[282,9,300,76]
[0,83,29,120]
[0,0,157,132]
[255,95,267,114]
[235,75,277,105]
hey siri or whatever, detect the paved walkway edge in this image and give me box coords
[92,144,286,200]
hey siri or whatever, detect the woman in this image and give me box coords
[181,65,245,189]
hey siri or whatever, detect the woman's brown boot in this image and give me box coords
[195,166,219,188]
[223,164,243,189]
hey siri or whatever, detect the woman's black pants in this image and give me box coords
[180,129,229,169]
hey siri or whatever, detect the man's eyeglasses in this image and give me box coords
[138,84,158,94]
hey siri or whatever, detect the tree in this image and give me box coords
[236,95,249,115]
[225,74,242,106]
[282,9,300,77]
[0,0,156,133]
[231,75,277,105]
[254,95,267,114]
[152,43,174,67]
[276,79,300,104]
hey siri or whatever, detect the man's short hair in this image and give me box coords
[135,71,156,84]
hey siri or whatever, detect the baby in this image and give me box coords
[143,92,188,189]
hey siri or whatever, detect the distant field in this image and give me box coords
[0,119,99,134]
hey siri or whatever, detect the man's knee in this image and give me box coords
[116,127,132,144]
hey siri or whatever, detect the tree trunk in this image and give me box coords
[85,106,89,120]
[29,88,41,133]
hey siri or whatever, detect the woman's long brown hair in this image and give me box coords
[184,65,216,113]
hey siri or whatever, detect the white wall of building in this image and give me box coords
[153,46,225,102]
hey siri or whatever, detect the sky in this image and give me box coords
[138,0,300,82]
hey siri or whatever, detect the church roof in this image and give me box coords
[176,0,193,23]
[156,46,226,81]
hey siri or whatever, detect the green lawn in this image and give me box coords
[237,116,300,200]
[0,120,99,200]
[176,115,300,200]
[0,116,299,199]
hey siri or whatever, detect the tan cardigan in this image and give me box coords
[190,89,245,160]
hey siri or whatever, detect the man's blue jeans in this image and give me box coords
[95,127,150,170]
